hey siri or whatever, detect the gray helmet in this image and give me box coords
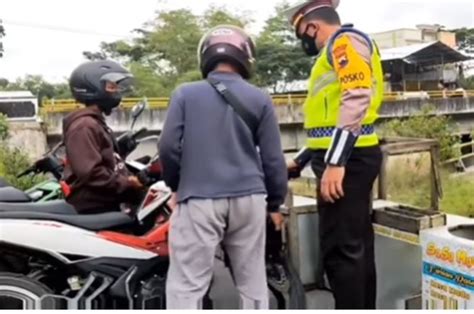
[69,60,133,114]
[197,25,256,79]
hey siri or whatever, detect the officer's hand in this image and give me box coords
[128,176,144,189]
[270,212,285,231]
[287,159,299,170]
[321,166,345,203]
[287,160,302,180]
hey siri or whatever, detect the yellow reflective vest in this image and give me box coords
[303,27,384,149]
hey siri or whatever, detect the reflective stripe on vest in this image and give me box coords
[303,27,384,150]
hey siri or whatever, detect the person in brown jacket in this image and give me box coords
[62,60,142,214]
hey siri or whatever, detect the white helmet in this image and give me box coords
[283,0,340,28]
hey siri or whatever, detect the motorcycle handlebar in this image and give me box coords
[136,135,160,144]
[17,166,35,178]
[132,127,148,140]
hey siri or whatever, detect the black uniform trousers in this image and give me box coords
[311,145,382,309]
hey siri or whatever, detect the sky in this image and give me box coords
[0,0,472,83]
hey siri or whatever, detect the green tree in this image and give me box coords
[17,75,56,99]
[128,62,168,97]
[52,82,72,99]
[0,19,5,57]
[0,78,8,88]
[460,75,474,90]
[0,75,71,101]
[0,113,9,140]
[83,7,249,97]
[254,2,313,93]
[202,5,251,29]
[175,70,202,86]
[450,27,474,53]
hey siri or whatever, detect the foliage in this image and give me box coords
[0,146,46,190]
[379,106,460,161]
[128,62,168,97]
[85,5,317,97]
[202,5,250,30]
[0,114,9,140]
[0,75,71,102]
[450,27,474,53]
[0,19,4,57]
[460,75,474,90]
[7,3,314,98]
[0,114,45,190]
[83,5,241,96]
[380,106,472,217]
[386,158,474,218]
[440,175,474,218]
[0,78,8,88]
[254,2,313,93]
[174,70,203,86]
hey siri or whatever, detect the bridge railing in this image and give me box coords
[41,90,474,113]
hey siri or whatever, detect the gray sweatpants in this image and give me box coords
[166,194,268,309]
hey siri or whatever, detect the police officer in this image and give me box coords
[284,0,384,309]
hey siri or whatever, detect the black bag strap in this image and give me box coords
[207,77,259,143]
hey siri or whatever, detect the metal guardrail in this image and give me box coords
[41,97,170,113]
[442,141,474,166]
[41,90,474,113]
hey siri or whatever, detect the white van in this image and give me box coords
[0,91,39,122]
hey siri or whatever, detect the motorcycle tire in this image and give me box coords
[0,272,60,310]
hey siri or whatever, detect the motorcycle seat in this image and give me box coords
[0,187,31,202]
[0,211,135,231]
[0,200,77,215]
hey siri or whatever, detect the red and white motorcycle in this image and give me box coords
[0,104,305,310]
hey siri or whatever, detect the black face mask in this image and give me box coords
[300,24,320,56]
[98,96,122,116]
[301,32,319,56]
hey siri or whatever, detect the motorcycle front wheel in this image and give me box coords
[0,272,60,309]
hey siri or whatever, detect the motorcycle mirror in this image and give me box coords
[131,101,147,119]
[130,100,147,130]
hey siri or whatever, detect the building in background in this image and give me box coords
[371,24,457,49]
[369,25,471,93]
[268,25,470,95]
[380,41,471,92]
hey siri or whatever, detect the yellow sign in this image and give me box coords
[426,242,474,269]
[457,250,474,269]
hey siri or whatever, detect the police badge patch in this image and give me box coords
[334,44,349,68]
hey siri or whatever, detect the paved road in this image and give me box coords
[209,260,334,309]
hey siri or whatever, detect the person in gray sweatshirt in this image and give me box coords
[159,25,287,309]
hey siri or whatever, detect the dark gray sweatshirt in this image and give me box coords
[158,71,287,212]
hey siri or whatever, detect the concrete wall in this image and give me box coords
[7,121,48,160]
[44,98,474,145]
[44,108,168,137]
[438,32,457,48]
[379,98,474,118]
